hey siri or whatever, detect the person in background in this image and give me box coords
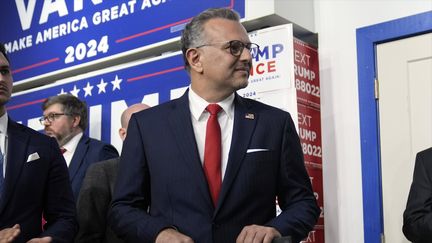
[40,94,119,201]
[109,7,319,243]
[75,103,150,243]
[403,147,432,243]
[0,43,77,242]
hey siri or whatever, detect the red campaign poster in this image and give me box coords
[298,103,322,165]
[294,38,324,243]
[294,39,320,110]
[298,103,324,243]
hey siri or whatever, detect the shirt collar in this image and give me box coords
[63,132,83,153]
[188,87,235,121]
[0,112,8,135]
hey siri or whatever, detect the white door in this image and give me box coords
[377,32,432,243]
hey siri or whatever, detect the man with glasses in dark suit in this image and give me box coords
[40,94,118,201]
[110,7,319,243]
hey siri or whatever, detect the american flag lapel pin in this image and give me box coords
[245,113,255,119]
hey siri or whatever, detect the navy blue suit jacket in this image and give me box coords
[69,135,119,200]
[0,119,77,243]
[110,92,319,243]
[403,147,432,243]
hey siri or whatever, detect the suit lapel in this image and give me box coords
[0,120,29,214]
[215,95,257,214]
[168,91,213,209]
[68,135,89,181]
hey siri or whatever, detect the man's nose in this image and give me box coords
[240,47,253,60]
[43,119,51,126]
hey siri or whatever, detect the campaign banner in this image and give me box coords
[295,38,324,243]
[0,0,245,83]
[7,51,189,152]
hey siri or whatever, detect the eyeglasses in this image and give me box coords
[194,40,259,57]
[39,113,69,125]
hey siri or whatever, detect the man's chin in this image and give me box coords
[235,79,249,90]
[0,97,10,106]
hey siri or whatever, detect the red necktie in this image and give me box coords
[204,104,222,207]
[60,147,67,154]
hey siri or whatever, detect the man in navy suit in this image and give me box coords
[403,147,432,243]
[0,44,77,242]
[109,8,319,243]
[41,94,119,201]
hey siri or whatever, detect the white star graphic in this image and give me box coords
[83,82,94,97]
[111,75,122,91]
[97,79,108,94]
[58,88,67,95]
[70,85,80,97]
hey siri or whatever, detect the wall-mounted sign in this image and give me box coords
[0,0,245,83]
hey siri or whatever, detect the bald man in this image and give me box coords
[75,103,150,243]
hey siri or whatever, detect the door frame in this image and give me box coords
[356,10,432,243]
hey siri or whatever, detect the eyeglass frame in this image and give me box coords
[193,40,259,57]
[39,113,70,125]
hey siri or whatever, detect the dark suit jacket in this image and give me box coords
[109,92,320,243]
[403,147,432,243]
[69,135,119,201]
[75,158,123,243]
[0,119,77,243]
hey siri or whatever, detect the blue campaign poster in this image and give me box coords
[0,0,245,82]
[7,52,189,151]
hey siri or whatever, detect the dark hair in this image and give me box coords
[0,43,10,63]
[180,8,240,72]
[42,94,88,130]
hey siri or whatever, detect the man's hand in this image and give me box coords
[155,228,194,243]
[0,224,21,243]
[27,236,52,243]
[236,225,282,243]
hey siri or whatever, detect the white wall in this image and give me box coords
[313,1,432,243]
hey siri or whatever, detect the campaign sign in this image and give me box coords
[298,102,324,243]
[294,39,320,109]
[294,38,324,243]
[298,103,322,165]
[7,51,189,152]
[239,24,298,124]
[0,0,245,83]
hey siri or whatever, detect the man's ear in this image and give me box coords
[186,48,203,73]
[72,116,81,128]
[119,128,126,141]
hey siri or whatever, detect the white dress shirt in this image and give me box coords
[189,88,234,180]
[0,113,8,177]
[62,132,83,167]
